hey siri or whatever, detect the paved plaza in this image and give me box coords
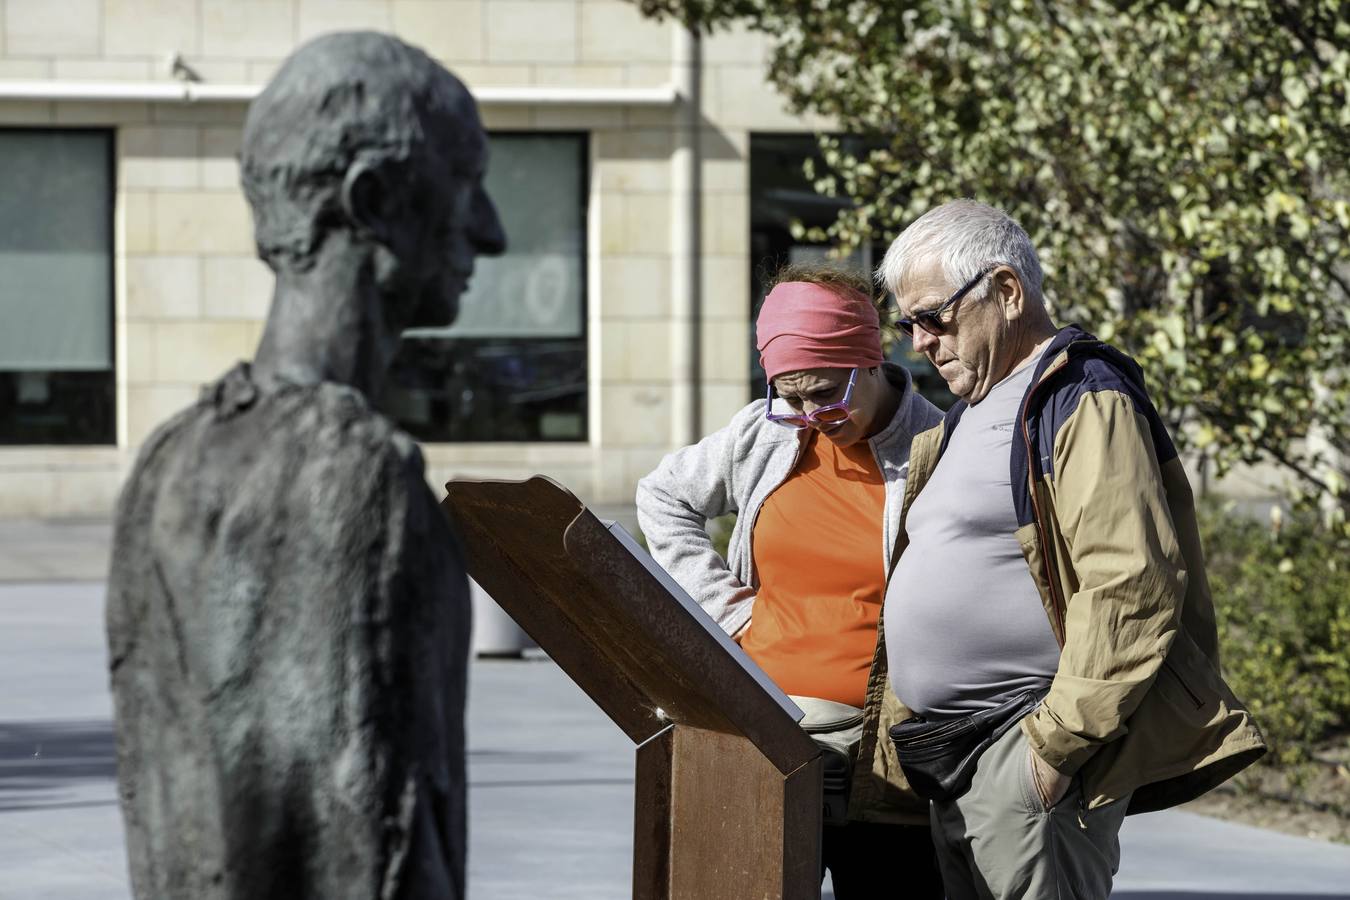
[0,573,1347,898]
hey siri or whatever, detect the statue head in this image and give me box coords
[241,32,504,334]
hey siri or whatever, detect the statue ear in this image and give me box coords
[340,159,395,245]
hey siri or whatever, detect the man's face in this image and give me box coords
[895,259,1009,404]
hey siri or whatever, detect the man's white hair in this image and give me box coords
[875,199,1044,305]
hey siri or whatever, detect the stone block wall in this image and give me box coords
[0,0,815,518]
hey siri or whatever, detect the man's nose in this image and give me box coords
[469,186,507,256]
[910,326,938,354]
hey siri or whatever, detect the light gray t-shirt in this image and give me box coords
[885,361,1061,717]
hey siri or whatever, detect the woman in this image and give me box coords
[636,264,944,897]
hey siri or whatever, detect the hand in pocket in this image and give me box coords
[1028,747,1072,810]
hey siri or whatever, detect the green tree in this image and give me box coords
[635,0,1350,517]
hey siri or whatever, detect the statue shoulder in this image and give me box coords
[115,400,210,519]
[308,384,427,475]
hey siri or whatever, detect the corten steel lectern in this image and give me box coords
[442,476,823,900]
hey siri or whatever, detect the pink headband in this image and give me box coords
[755,281,884,380]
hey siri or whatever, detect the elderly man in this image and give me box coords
[878,199,1264,900]
[107,33,503,899]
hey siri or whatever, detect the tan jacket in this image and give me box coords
[849,326,1265,821]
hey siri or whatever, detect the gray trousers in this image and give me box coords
[929,722,1130,900]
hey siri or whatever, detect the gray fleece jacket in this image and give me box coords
[636,364,943,639]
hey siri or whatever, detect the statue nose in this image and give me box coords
[470,187,506,256]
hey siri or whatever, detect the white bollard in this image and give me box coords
[469,578,536,658]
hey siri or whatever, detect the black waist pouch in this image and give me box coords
[888,690,1042,802]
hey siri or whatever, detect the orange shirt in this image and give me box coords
[740,432,886,708]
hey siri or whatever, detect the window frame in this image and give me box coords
[0,126,117,447]
[385,129,592,444]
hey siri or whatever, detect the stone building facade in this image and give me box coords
[0,0,843,519]
[2,1,1283,522]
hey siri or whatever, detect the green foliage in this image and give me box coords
[1200,504,1350,766]
[632,0,1350,516]
[708,513,736,559]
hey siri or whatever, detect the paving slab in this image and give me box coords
[0,581,1346,899]
[0,521,112,583]
[0,508,642,585]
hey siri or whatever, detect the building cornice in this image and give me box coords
[0,81,681,107]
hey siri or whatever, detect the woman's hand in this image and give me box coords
[1028,748,1072,810]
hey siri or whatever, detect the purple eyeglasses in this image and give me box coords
[765,367,858,430]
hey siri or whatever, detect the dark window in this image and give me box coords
[384,133,588,442]
[0,129,115,444]
[749,134,954,410]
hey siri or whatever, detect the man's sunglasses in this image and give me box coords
[896,266,994,338]
[765,367,858,430]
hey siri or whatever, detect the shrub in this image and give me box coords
[661,503,1350,769]
[1200,504,1350,766]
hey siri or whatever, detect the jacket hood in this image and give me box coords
[1037,324,1150,398]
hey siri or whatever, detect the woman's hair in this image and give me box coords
[765,261,877,306]
[763,261,903,353]
[758,261,893,372]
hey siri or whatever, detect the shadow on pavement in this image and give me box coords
[1116,894,1350,899]
[471,777,634,790]
[0,719,117,811]
[466,748,591,764]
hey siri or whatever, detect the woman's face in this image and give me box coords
[771,366,888,447]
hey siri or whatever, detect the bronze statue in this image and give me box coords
[106,31,504,899]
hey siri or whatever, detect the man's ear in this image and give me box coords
[340,159,396,245]
[995,266,1026,321]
